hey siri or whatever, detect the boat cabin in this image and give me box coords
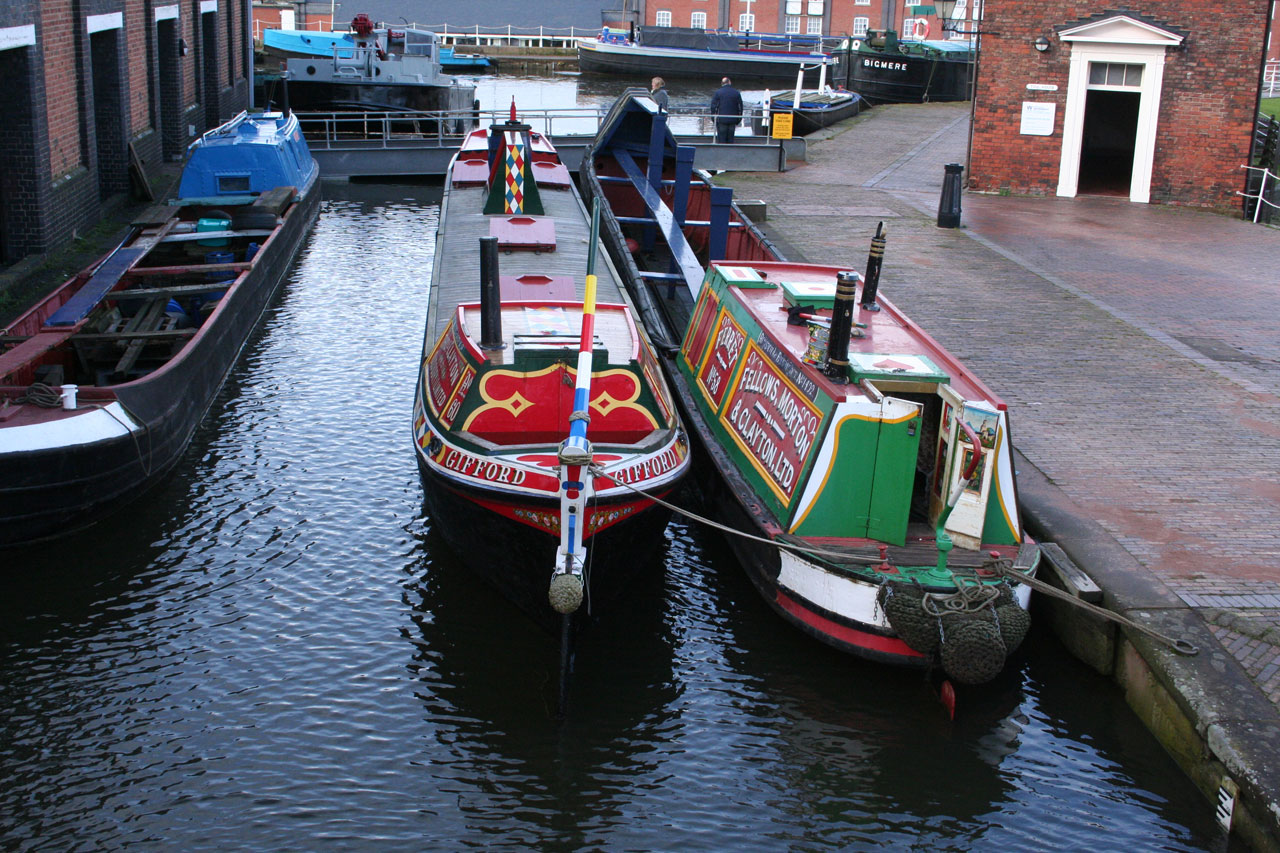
[679,261,1022,554]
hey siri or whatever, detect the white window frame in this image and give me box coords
[691,11,707,28]
[852,16,869,36]
[854,0,870,5]
[806,16,823,35]
[655,10,672,27]
[785,16,801,34]
[738,13,755,32]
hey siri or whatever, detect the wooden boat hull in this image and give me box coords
[0,182,319,546]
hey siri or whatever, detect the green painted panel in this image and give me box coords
[866,408,922,546]
[790,416,878,537]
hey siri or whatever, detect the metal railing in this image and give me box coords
[383,24,598,49]
[1239,164,1278,224]
[294,106,770,148]
[1264,60,1279,98]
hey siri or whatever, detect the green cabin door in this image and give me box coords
[865,397,923,545]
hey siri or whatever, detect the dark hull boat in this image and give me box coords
[412,105,690,632]
[580,91,1039,684]
[759,90,862,135]
[578,26,833,84]
[0,110,320,547]
[282,17,476,118]
[836,31,973,105]
[754,60,864,135]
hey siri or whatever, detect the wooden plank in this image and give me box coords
[104,282,240,300]
[113,299,169,377]
[2,329,196,344]
[1038,542,1103,602]
[159,229,274,244]
[129,261,250,277]
[251,186,296,214]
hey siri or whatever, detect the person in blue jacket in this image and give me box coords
[709,77,743,143]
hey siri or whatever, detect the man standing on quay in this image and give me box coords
[710,77,743,143]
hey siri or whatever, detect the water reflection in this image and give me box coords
[0,181,1227,852]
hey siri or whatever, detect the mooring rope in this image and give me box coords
[595,464,1199,656]
[593,462,886,566]
[985,556,1199,656]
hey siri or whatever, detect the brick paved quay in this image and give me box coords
[718,101,1280,849]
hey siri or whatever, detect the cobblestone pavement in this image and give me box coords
[718,102,1280,710]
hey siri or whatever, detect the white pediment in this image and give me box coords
[1058,15,1184,47]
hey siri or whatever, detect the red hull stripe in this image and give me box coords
[775,589,925,660]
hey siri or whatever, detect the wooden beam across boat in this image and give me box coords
[129,261,252,277]
[1,329,197,344]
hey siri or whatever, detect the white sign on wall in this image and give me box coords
[1019,101,1056,136]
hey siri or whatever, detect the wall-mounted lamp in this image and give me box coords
[1033,36,1051,53]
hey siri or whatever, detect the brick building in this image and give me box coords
[635,0,907,40]
[968,2,1274,209]
[0,0,252,265]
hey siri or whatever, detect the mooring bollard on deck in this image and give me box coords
[937,163,964,228]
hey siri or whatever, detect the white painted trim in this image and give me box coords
[777,550,885,627]
[87,13,123,33]
[1059,15,1184,47]
[0,25,37,50]
[1057,41,1169,203]
[154,4,180,22]
[0,403,140,454]
[200,0,218,13]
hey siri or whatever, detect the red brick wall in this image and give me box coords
[643,0,892,37]
[42,0,82,178]
[971,1,1271,210]
[127,0,152,135]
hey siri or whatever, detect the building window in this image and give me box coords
[691,11,706,28]
[785,16,801,33]
[854,0,869,4]
[807,16,823,34]
[738,13,755,31]
[851,17,869,36]
[656,10,672,26]
[902,16,922,39]
[1089,62,1143,87]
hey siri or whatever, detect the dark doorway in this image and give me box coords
[0,46,38,266]
[91,29,128,201]
[202,11,221,128]
[157,18,183,160]
[1077,90,1140,196]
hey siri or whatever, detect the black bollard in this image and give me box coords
[823,270,859,383]
[860,221,885,312]
[937,163,963,228]
[479,236,504,351]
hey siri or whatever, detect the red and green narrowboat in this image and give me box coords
[412,104,690,630]
[581,91,1038,683]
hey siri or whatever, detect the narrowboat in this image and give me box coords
[578,26,834,84]
[836,30,973,105]
[580,91,1039,684]
[0,109,320,547]
[411,103,690,630]
[754,61,863,136]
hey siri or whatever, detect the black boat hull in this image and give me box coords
[840,51,971,104]
[417,458,677,633]
[0,182,320,547]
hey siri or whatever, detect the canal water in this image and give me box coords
[0,183,1230,850]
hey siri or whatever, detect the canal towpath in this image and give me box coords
[716,100,1280,848]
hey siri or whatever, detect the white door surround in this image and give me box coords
[1055,15,1184,203]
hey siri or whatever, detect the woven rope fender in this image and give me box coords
[940,617,1007,684]
[879,582,939,655]
[548,572,584,614]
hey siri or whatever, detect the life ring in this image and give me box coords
[913,18,929,40]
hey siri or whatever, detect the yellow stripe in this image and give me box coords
[583,274,597,315]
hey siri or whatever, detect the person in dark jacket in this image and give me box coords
[709,77,743,143]
[650,77,669,112]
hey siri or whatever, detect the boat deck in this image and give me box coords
[427,177,630,345]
